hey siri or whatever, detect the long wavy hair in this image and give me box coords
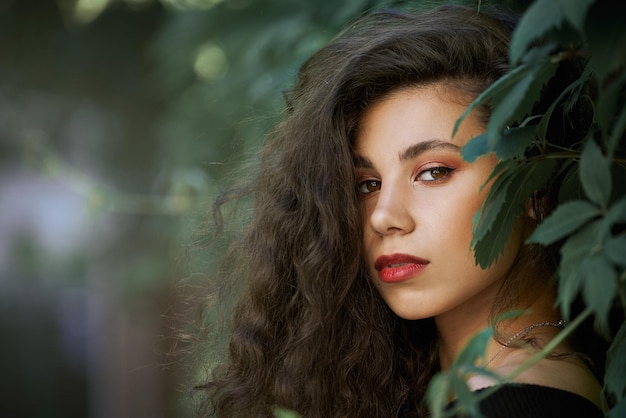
[200,5,525,417]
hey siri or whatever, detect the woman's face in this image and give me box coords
[354,84,521,322]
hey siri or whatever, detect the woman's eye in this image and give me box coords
[416,167,454,182]
[357,179,381,194]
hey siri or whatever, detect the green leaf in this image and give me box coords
[605,321,626,400]
[609,399,626,418]
[473,161,518,241]
[558,265,585,321]
[427,328,500,418]
[596,71,626,144]
[473,159,556,268]
[608,103,626,160]
[485,70,534,144]
[481,161,512,192]
[456,52,556,151]
[454,65,530,139]
[426,372,450,418]
[487,57,558,148]
[527,200,601,245]
[451,378,484,418]
[605,236,626,267]
[560,0,595,31]
[558,221,601,318]
[536,75,587,145]
[473,167,515,240]
[454,327,492,366]
[582,255,616,333]
[605,197,626,226]
[579,140,611,208]
[563,64,594,115]
[510,0,592,64]
[471,162,514,243]
[462,133,489,163]
[558,162,584,203]
[510,0,561,64]
[472,168,519,266]
[510,0,560,64]
[587,2,626,84]
[495,126,535,161]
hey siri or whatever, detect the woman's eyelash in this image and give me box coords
[357,179,381,194]
[356,166,454,194]
[415,166,454,181]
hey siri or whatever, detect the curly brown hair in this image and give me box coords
[200,5,519,417]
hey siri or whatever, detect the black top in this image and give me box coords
[447,383,604,418]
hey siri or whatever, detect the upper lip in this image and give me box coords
[374,253,429,271]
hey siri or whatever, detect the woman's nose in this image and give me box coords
[369,184,416,236]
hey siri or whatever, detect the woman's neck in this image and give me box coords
[435,280,559,371]
[435,278,502,370]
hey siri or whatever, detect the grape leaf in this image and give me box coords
[494,126,535,161]
[462,133,489,163]
[605,321,626,400]
[557,221,601,319]
[527,200,601,245]
[425,373,450,418]
[582,255,616,333]
[473,159,556,268]
[454,65,530,140]
[609,399,626,418]
[485,58,557,148]
[579,140,611,208]
[510,0,593,64]
[605,236,626,267]
[587,1,626,84]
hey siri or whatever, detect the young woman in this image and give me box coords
[199,4,604,417]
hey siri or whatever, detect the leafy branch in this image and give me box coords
[431,0,626,416]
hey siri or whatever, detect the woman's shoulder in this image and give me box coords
[495,351,603,409]
[461,353,604,417]
[474,383,604,418]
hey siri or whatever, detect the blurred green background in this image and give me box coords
[0,0,526,417]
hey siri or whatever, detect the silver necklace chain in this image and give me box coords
[485,319,566,367]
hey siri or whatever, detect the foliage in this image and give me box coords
[433,0,626,416]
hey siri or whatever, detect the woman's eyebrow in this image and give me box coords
[353,139,461,168]
[353,155,374,169]
[399,139,460,162]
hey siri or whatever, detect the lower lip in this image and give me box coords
[378,263,428,283]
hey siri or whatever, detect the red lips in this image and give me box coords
[374,253,429,283]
